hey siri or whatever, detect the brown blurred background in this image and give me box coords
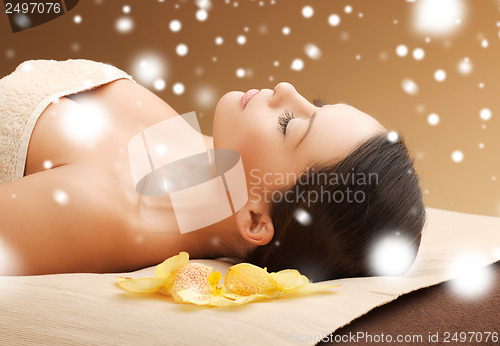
[0,0,499,217]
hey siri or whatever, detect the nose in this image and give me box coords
[269,82,314,116]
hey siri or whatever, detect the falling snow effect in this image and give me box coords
[196,0,212,10]
[479,108,491,121]
[447,253,492,297]
[13,14,31,29]
[328,14,340,26]
[401,78,418,95]
[412,0,465,36]
[116,17,134,34]
[457,57,472,74]
[156,144,167,156]
[71,42,80,52]
[396,45,408,57]
[5,48,15,59]
[2,0,497,266]
[451,150,464,163]
[427,113,439,126]
[434,69,446,82]
[236,68,245,78]
[304,43,321,60]
[43,160,53,169]
[387,131,399,143]
[59,100,108,145]
[173,82,185,95]
[154,79,166,91]
[294,208,312,226]
[237,35,246,45]
[412,48,425,60]
[194,85,217,108]
[369,236,416,276]
[132,54,166,85]
[302,6,314,18]
[53,189,70,205]
[170,20,181,32]
[176,44,188,56]
[291,59,304,71]
[21,62,33,72]
[196,9,208,21]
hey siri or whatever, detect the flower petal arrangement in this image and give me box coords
[116,252,339,307]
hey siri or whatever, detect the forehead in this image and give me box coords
[300,103,386,164]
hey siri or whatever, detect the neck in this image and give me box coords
[186,214,250,260]
[135,134,252,261]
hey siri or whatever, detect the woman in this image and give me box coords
[0,60,425,279]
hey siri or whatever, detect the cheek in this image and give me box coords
[241,135,289,190]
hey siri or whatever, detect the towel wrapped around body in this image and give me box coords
[0,59,135,184]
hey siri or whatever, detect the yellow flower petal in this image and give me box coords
[116,277,166,293]
[115,252,339,307]
[155,251,189,279]
[284,283,340,294]
[175,290,263,307]
[224,263,280,298]
[210,293,266,306]
[175,288,216,305]
[170,263,214,303]
[270,269,340,294]
[208,270,222,287]
[208,270,224,295]
[270,269,309,292]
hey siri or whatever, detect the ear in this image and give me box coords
[235,200,274,246]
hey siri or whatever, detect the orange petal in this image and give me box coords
[155,252,189,279]
[175,289,216,305]
[169,262,214,303]
[224,263,279,298]
[270,269,309,292]
[116,277,166,293]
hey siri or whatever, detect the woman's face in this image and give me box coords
[213,82,386,199]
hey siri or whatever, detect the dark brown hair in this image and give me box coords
[244,132,426,282]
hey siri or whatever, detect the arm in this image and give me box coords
[0,164,134,276]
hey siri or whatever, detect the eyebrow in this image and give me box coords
[294,112,317,149]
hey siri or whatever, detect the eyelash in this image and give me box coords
[278,111,294,134]
[277,97,325,135]
[312,98,326,107]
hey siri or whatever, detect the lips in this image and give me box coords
[241,89,260,109]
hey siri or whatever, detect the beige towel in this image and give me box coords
[0,207,498,345]
[0,59,135,184]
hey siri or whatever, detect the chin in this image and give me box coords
[213,91,243,150]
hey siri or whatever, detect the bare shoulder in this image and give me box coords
[66,78,179,117]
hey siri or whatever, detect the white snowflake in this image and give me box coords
[291,59,304,71]
[302,6,313,18]
[170,20,181,32]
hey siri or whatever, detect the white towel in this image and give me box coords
[0,59,135,184]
